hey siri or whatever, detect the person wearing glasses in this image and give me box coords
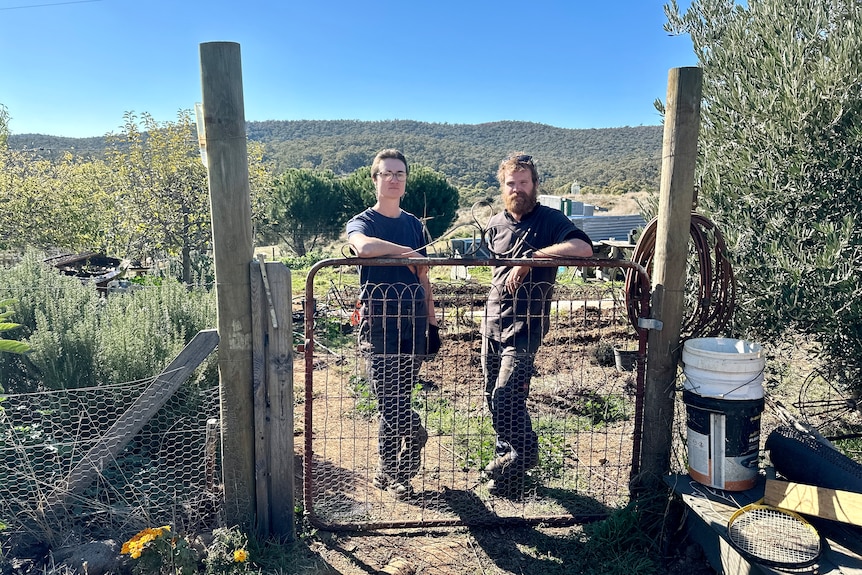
[481,153,592,498]
[346,149,438,500]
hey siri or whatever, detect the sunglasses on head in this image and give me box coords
[513,154,533,164]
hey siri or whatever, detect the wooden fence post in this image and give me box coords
[200,41,255,528]
[250,260,295,539]
[638,67,703,487]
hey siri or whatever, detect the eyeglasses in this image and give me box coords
[513,154,533,164]
[377,171,408,182]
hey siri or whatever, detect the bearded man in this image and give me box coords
[480,153,592,498]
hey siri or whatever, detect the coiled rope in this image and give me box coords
[625,213,736,339]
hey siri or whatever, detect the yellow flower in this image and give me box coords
[233,548,249,562]
[121,525,173,559]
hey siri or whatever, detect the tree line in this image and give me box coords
[0,108,462,276]
[9,119,664,206]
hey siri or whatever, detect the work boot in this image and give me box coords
[372,471,414,500]
[483,452,516,482]
[400,426,428,480]
[483,449,539,482]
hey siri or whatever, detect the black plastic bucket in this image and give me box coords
[683,389,765,491]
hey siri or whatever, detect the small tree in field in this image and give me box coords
[107,111,210,284]
[261,168,363,256]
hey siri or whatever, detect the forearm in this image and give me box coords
[419,272,437,325]
[504,238,592,292]
[532,238,593,259]
[349,234,421,258]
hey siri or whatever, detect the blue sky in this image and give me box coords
[1,0,696,138]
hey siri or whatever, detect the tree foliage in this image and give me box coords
[260,168,363,256]
[399,166,460,240]
[10,120,663,205]
[665,0,862,388]
[261,163,460,256]
[106,111,211,284]
[0,104,9,148]
[249,120,661,205]
[0,149,114,251]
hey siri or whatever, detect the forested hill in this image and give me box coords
[248,120,662,200]
[9,119,662,203]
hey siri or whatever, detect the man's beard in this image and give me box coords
[504,191,538,217]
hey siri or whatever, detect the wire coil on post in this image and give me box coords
[625,213,736,339]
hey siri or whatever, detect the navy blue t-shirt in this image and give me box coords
[483,204,592,344]
[346,208,427,303]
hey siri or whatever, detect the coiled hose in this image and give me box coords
[625,213,736,339]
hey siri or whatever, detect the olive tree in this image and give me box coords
[665,0,862,388]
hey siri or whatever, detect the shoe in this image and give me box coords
[483,453,516,482]
[400,427,428,480]
[483,450,539,482]
[372,472,414,500]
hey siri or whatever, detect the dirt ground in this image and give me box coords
[291,279,862,575]
[295,524,715,575]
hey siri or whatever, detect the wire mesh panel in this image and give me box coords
[303,259,647,529]
[0,377,221,545]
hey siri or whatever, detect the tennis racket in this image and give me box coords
[726,503,822,569]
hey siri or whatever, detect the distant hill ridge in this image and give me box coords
[9,119,663,200]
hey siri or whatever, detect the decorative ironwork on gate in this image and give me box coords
[302,257,650,530]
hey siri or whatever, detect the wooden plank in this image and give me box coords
[47,329,219,511]
[765,479,862,527]
[250,260,270,535]
[264,262,295,540]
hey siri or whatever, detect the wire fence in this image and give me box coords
[0,339,220,548]
[302,258,649,529]
[0,256,650,548]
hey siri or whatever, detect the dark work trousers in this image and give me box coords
[360,300,428,481]
[481,334,540,467]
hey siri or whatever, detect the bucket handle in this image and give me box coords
[684,368,765,398]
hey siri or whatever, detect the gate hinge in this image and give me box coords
[638,318,663,331]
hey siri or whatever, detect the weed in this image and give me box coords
[581,501,662,575]
[347,374,377,419]
[575,391,629,426]
[203,526,253,574]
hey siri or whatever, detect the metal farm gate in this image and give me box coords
[301,257,650,530]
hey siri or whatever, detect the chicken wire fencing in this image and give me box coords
[302,258,649,530]
[0,364,222,548]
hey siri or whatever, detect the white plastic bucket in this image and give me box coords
[682,337,765,490]
[682,338,765,400]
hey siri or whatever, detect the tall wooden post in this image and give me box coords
[638,67,703,486]
[200,41,255,528]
